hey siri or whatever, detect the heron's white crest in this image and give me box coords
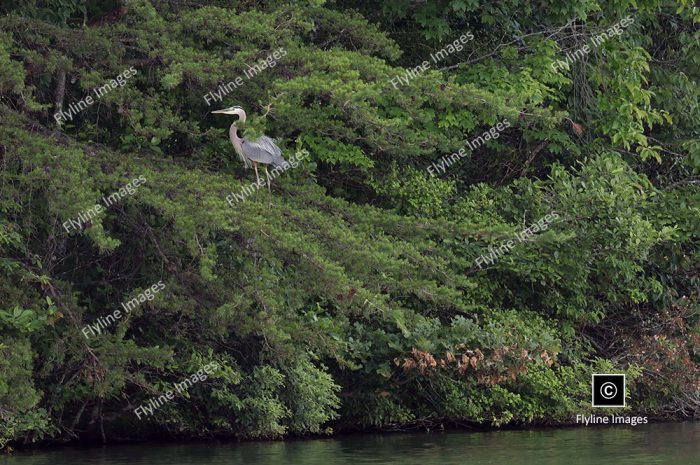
[211,106,246,123]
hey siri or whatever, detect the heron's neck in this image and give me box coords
[229,123,243,153]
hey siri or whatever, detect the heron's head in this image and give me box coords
[211,106,246,123]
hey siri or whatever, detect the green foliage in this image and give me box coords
[0,0,698,447]
[281,359,340,434]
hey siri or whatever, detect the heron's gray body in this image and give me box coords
[229,124,287,169]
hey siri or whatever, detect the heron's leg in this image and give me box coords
[253,161,260,202]
[263,166,272,207]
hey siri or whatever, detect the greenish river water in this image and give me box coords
[2,422,698,465]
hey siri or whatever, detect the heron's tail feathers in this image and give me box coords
[271,153,288,169]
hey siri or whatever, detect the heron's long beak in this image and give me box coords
[211,109,230,114]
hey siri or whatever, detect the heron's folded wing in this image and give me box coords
[256,136,283,157]
[243,135,286,166]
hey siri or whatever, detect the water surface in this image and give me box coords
[3,422,698,464]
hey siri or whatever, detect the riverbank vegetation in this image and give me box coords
[0,0,698,448]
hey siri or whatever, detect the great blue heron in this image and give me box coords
[212,106,287,204]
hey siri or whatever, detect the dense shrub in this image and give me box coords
[0,0,697,448]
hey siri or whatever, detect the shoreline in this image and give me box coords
[4,417,696,453]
